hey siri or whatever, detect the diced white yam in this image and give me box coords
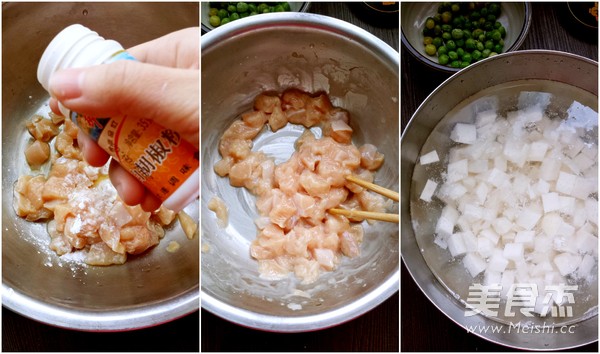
[555,172,576,195]
[585,198,598,226]
[420,150,440,165]
[503,243,524,261]
[503,140,529,167]
[479,228,500,245]
[493,156,507,172]
[433,234,448,249]
[501,231,516,244]
[474,183,489,204]
[450,123,477,144]
[483,270,502,286]
[530,260,553,277]
[461,176,477,189]
[419,179,438,202]
[461,231,478,253]
[558,196,576,216]
[527,141,549,161]
[533,234,554,254]
[553,252,582,276]
[487,251,509,272]
[571,176,595,200]
[515,207,542,230]
[487,168,509,188]
[447,233,467,258]
[541,192,561,213]
[437,183,467,204]
[514,230,535,249]
[463,252,487,277]
[435,205,459,238]
[541,213,563,237]
[492,217,512,235]
[446,159,468,183]
[553,234,576,254]
[539,157,562,181]
[463,204,484,223]
[572,152,595,172]
[572,200,588,228]
[575,228,598,255]
[476,237,495,258]
[561,131,585,158]
[535,179,551,196]
[580,144,598,160]
[475,109,497,128]
[576,254,596,280]
[468,159,489,174]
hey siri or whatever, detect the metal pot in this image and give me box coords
[201,12,399,332]
[2,2,199,331]
[401,50,598,350]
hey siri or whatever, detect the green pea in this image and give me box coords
[230,12,240,21]
[209,7,218,16]
[446,40,457,51]
[209,15,221,27]
[491,30,501,42]
[438,53,450,65]
[240,12,249,18]
[488,3,501,16]
[482,48,491,58]
[465,38,476,50]
[451,3,460,12]
[434,24,442,36]
[437,45,448,55]
[455,39,465,48]
[456,47,465,58]
[441,24,453,32]
[257,3,268,12]
[462,53,472,63]
[432,37,443,48]
[441,11,452,23]
[450,60,461,68]
[423,36,433,45]
[498,25,507,38]
[494,43,503,53]
[282,2,291,11]
[471,10,480,19]
[236,2,248,13]
[451,28,464,39]
[425,44,437,56]
[459,61,470,68]
[442,32,452,41]
[476,41,484,51]
[220,17,231,26]
[248,3,257,12]
[274,5,284,12]
[217,9,228,19]
[448,51,458,61]
[484,40,494,50]
[425,17,435,29]
[227,4,236,13]
[489,52,498,57]
[471,49,482,61]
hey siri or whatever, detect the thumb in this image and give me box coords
[49,60,199,147]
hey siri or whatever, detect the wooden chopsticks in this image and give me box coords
[329,175,399,223]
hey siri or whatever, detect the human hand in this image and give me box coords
[48,27,199,212]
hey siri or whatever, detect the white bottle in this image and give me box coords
[38,24,199,212]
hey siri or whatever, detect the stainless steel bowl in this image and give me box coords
[402,50,598,350]
[201,12,399,332]
[2,2,199,331]
[401,2,532,74]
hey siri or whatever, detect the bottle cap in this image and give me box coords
[37,24,124,92]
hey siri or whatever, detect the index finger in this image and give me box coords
[127,27,199,69]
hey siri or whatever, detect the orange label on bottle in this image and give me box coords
[74,113,199,201]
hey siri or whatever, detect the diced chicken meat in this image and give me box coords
[215,89,388,283]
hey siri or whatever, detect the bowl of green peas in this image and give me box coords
[401,2,532,73]
[202,2,310,32]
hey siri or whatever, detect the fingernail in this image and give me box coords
[49,69,84,100]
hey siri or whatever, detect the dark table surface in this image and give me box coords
[401,2,598,352]
[201,2,399,352]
